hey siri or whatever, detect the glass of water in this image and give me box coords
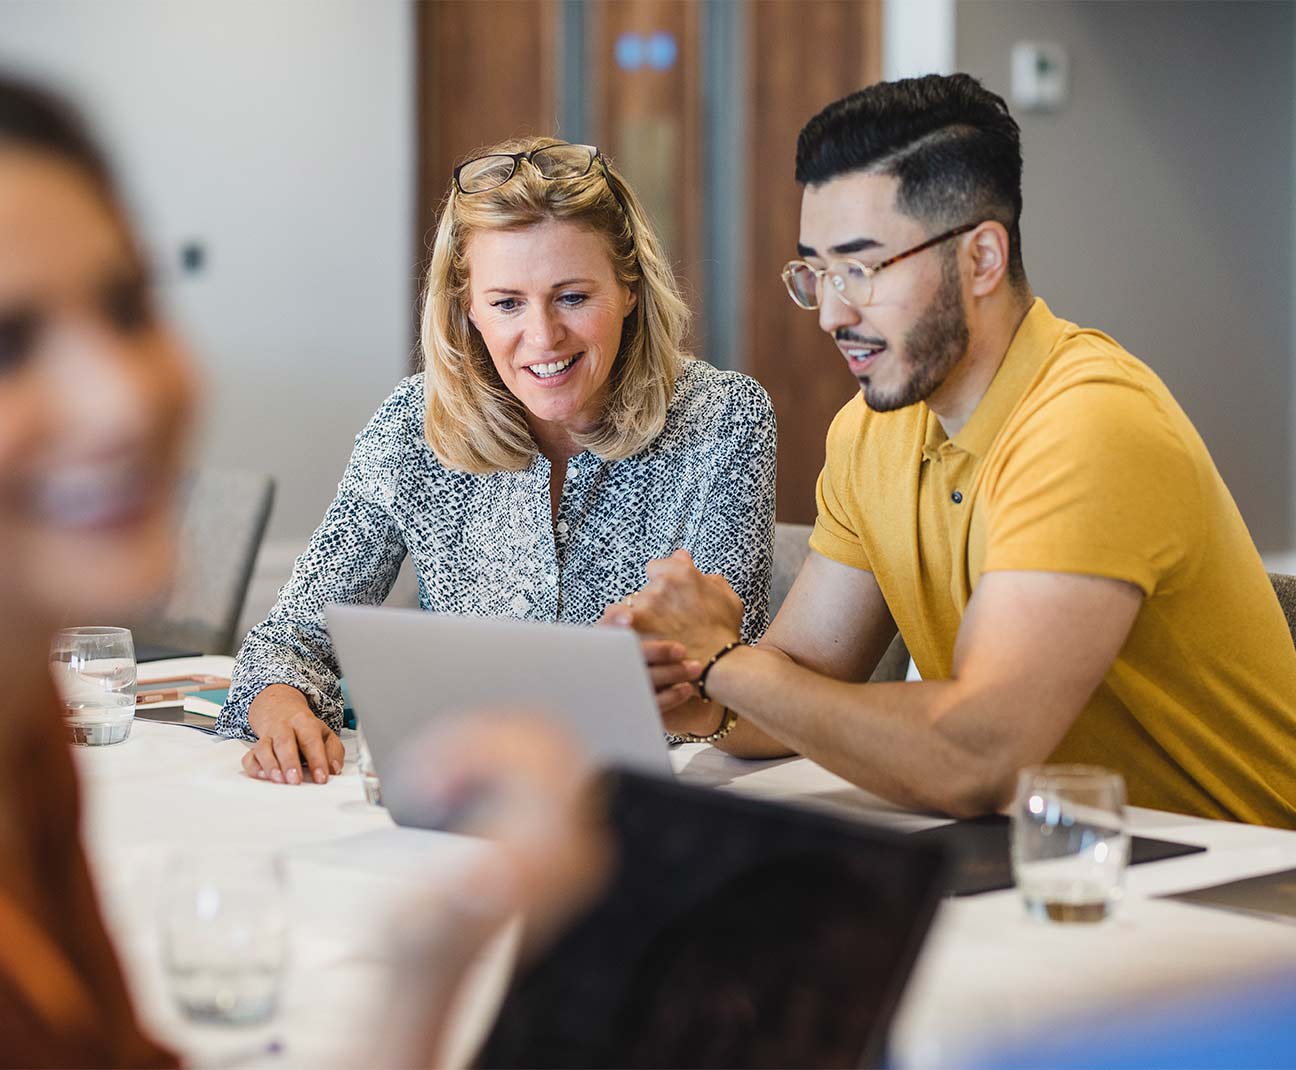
[1011,765,1129,923]
[50,626,137,746]
[160,850,289,1025]
[355,721,382,806]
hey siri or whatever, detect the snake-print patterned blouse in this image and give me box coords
[216,359,777,739]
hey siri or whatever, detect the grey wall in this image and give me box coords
[0,0,415,551]
[957,0,1293,552]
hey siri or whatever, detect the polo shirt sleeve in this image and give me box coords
[979,377,1203,597]
[809,403,873,572]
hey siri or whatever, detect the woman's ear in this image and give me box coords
[624,285,639,317]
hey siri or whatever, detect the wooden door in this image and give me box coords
[746,1,882,523]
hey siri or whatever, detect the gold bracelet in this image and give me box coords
[669,706,738,745]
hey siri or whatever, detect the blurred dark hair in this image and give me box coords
[0,73,120,202]
[796,73,1026,288]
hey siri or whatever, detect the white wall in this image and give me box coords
[884,0,955,80]
[0,0,415,632]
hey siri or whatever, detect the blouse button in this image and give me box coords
[566,462,580,481]
[951,490,963,504]
[556,519,570,534]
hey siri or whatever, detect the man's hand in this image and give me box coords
[604,550,745,664]
[243,684,345,785]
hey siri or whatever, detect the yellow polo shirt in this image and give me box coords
[810,298,1296,826]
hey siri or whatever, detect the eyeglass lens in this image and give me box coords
[530,144,595,179]
[784,262,871,310]
[457,155,518,194]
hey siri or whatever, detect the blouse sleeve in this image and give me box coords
[688,375,777,642]
[215,382,419,740]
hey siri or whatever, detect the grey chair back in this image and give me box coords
[1269,572,1296,648]
[772,521,909,683]
[130,468,275,655]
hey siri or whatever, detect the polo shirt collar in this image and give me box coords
[923,297,1063,460]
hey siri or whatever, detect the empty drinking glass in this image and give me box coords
[160,851,290,1025]
[50,626,137,746]
[355,721,382,806]
[1011,765,1129,923]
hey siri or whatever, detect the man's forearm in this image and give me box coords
[703,645,1015,816]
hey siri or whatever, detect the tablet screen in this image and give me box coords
[478,771,946,1070]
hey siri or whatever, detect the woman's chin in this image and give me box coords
[22,523,178,624]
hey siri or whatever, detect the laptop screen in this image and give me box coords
[477,770,947,1070]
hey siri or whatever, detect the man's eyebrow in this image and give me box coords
[828,236,883,256]
[795,236,884,259]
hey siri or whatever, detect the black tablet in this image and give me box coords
[478,771,948,1070]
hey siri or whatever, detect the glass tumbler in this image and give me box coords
[160,851,290,1025]
[50,626,137,746]
[1011,765,1129,923]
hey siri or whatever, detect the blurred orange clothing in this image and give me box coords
[0,677,175,1069]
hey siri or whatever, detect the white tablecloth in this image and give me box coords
[76,658,1296,1068]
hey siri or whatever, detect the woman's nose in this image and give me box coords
[527,307,566,350]
[49,320,155,448]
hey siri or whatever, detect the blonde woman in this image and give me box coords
[220,138,777,784]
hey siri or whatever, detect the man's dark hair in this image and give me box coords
[796,73,1026,287]
[0,73,119,200]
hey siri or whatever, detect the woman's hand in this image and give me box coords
[243,684,345,785]
[597,609,701,712]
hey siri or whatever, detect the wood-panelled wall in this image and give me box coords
[746,1,882,523]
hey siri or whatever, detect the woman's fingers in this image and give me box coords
[269,731,304,785]
[648,660,700,691]
[640,639,687,666]
[658,681,696,713]
[297,725,334,785]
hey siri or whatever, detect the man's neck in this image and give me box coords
[927,289,1034,440]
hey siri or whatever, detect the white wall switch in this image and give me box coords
[1011,41,1069,112]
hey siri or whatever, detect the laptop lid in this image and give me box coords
[325,606,673,828]
[477,769,949,1070]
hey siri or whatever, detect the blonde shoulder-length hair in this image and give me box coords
[420,136,690,473]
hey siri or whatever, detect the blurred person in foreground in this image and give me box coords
[218,135,776,786]
[0,74,191,1067]
[611,74,1296,827]
[0,77,605,1068]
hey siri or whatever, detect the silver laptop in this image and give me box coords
[325,605,673,828]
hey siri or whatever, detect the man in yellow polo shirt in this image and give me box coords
[610,74,1296,827]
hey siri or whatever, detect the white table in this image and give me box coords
[77,658,1296,1069]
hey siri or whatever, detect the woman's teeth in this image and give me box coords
[529,354,580,378]
[32,460,154,528]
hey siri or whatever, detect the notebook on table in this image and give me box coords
[910,813,1206,896]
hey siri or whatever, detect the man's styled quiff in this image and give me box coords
[796,74,1027,288]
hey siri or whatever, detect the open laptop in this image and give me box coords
[324,605,673,828]
[478,769,948,1069]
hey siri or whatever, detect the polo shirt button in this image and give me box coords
[951,490,963,504]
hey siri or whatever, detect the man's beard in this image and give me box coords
[862,254,969,412]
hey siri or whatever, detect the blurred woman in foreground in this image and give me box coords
[0,77,602,1067]
[0,75,192,1066]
